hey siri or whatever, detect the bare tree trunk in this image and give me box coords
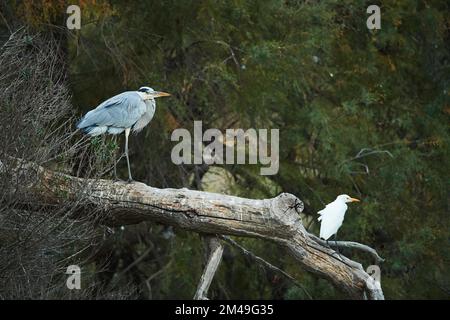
[2,158,384,300]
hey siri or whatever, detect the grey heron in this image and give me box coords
[77,86,170,182]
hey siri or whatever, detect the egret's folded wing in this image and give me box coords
[317,203,332,215]
[317,203,333,221]
[317,208,327,221]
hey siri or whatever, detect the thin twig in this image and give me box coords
[220,235,312,300]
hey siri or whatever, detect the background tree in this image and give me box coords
[0,0,449,299]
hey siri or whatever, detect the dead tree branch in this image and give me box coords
[2,158,385,300]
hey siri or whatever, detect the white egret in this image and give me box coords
[317,194,360,250]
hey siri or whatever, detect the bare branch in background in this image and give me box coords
[194,235,224,300]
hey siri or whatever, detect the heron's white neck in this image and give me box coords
[136,91,146,99]
[136,91,153,100]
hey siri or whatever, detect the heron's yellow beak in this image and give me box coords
[350,197,360,202]
[154,91,171,97]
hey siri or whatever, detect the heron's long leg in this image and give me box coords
[113,159,118,180]
[124,128,133,182]
[113,135,119,181]
[112,153,126,180]
[111,136,126,181]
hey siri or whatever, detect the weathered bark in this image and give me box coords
[2,158,384,299]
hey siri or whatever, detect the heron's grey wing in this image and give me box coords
[77,92,146,129]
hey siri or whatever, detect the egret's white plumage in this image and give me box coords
[318,194,360,240]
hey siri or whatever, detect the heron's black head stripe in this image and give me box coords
[138,86,152,93]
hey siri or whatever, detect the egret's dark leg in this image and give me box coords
[334,233,339,253]
[124,128,133,182]
[334,233,343,260]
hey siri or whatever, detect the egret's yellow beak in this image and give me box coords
[350,197,360,202]
[154,91,171,98]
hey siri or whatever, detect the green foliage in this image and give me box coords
[62,0,450,299]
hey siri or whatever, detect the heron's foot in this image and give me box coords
[127,178,135,184]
